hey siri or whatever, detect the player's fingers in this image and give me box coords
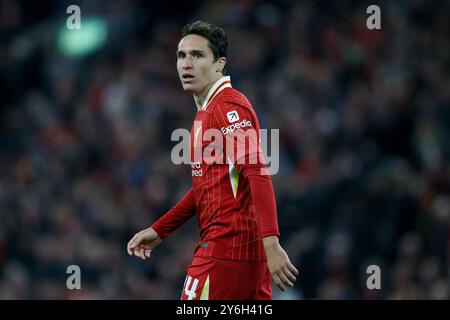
[127,236,139,254]
[133,248,140,258]
[127,237,135,255]
[272,274,285,291]
[278,270,294,288]
[283,266,297,283]
[142,244,153,250]
[145,250,152,258]
[139,248,146,260]
[136,247,143,259]
[287,263,299,276]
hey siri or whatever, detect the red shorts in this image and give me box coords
[180,256,272,300]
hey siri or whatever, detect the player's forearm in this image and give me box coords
[151,187,197,239]
[246,173,280,237]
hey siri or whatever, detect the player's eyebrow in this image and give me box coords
[190,49,205,56]
[177,49,205,57]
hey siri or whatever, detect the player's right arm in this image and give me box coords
[127,187,197,259]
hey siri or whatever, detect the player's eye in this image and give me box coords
[193,52,203,58]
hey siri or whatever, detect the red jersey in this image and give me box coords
[152,76,279,262]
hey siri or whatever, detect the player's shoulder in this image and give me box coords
[220,87,251,106]
[211,87,259,127]
[214,87,254,113]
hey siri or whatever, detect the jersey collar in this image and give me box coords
[201,76,232,111]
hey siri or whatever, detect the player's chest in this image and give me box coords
[190,111,217,147]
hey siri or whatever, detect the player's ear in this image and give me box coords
[216,57,226,73]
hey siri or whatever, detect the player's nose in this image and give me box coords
[182,57,193,69]
[182,63,193,70]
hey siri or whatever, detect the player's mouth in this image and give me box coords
[182,74,195,83]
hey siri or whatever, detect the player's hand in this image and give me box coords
[127,227,162,260]
[263,236,299,291]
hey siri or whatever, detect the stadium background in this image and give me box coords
[0,0,448,299]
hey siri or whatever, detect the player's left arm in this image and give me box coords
[245,172,299,291]
[215,101,299,291]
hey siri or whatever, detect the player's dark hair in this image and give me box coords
[181,20,228,68]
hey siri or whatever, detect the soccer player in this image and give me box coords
[127,21,298,300]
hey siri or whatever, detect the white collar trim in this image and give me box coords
[201,76,232,110]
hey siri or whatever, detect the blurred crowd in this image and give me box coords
[0,0,449,299]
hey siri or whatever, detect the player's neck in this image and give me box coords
[193,75,222,110]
